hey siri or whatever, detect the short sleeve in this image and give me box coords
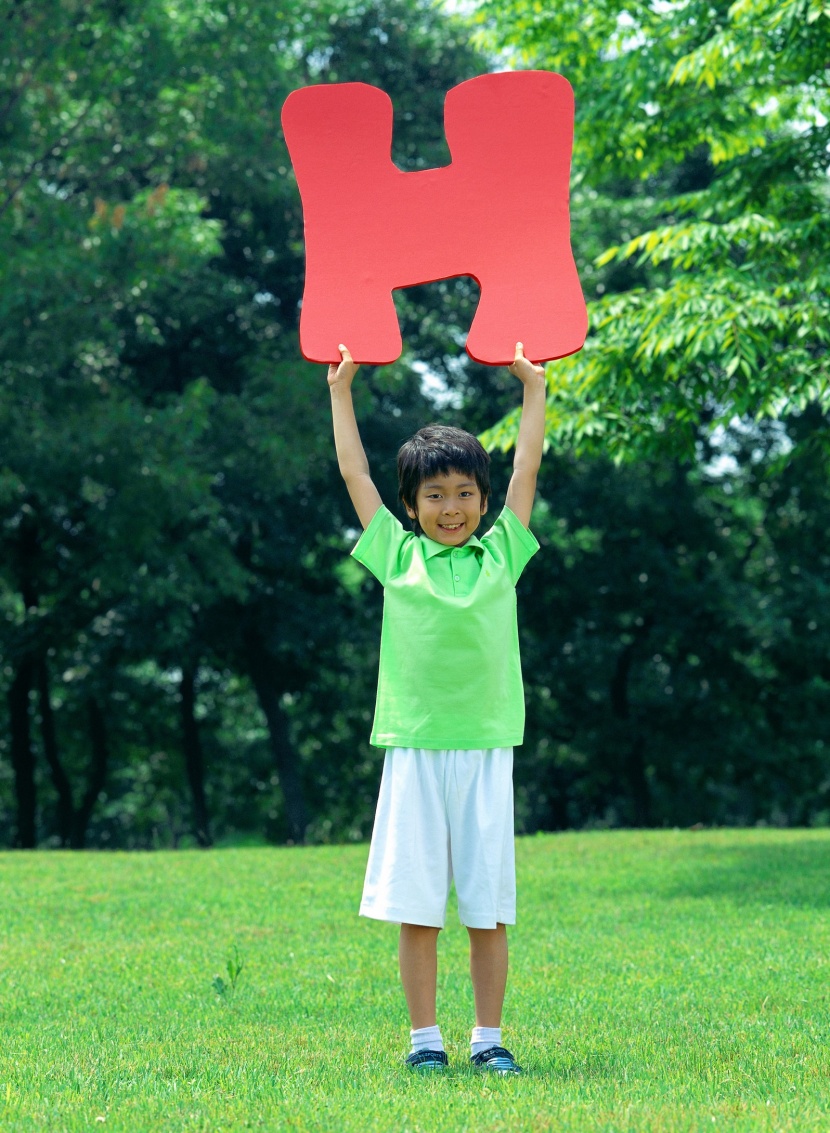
[351,505,412,586]
[480,505,540,585]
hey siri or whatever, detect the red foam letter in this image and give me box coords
[281,72,587,366]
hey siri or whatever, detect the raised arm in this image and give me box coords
[504,342,547,528]
[328,344,383,529]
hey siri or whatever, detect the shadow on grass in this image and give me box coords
[652,835,830,909]
[436,1049,623,1083]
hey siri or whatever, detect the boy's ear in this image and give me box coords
[404,498,417,520]
[481,495,489,515]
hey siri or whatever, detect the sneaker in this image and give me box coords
[470,1045,522,1075]
[406,1049,449,1072]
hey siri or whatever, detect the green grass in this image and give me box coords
[2,829,830,1131]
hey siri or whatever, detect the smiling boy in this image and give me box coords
[327,342,546,1074]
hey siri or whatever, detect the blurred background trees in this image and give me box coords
[0,0,827,848]
[477,0,830,456]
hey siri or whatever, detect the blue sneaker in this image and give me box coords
[406,1049,449,1072]
[470,1045,522,1075]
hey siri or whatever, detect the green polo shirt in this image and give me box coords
[352,504,539,750]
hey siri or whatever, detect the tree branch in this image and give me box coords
[0,100,92,219]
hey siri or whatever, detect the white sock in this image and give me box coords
[410,1024,444,1054]
[471,1025,501,1056]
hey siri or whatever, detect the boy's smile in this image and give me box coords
[406,470,488,546]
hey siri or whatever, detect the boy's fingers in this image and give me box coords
[514,342,524,362]
[338,343,353,363]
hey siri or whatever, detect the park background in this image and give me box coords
[0,0,828,851]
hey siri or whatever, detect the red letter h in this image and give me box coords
[282,72,587,365]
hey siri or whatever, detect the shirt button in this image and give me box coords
[454,574,460,581]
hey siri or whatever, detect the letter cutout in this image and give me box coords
[281,71,588,365]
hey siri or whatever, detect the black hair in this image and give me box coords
[397,424,490,534]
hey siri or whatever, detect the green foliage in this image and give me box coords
[0,0,492,847]
[473,0,830,457]
[0,0,826,847]
[515,415,830,831]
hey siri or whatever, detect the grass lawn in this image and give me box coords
[1,828,829,1132]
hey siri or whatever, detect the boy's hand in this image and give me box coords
[508,342,546,385]
[327,344,360,389]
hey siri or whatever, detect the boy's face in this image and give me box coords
[405,470,488,546]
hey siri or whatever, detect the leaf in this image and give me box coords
[595,245,620,267]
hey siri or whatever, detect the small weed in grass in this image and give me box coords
[212,943,244,1000]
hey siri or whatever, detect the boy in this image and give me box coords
[327,341,546,1074]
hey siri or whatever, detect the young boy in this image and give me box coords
[327,342,546,1075]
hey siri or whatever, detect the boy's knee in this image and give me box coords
[401,922,441,936]
[466,922,507,938]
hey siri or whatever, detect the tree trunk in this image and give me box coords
[245,630,308,844]
[37,660,73,846]
[179,666,212,847]
[610,618,654,827]
[623,734,651,827]
[8,658,36,848]
[71,697,109,849]
[546,772,571,832]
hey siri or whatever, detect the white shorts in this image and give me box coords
[359,747,516,929]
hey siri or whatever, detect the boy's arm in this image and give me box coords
[504,342,547,528]
[328,344,383,529]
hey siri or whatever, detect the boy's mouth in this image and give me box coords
[438,522,463,531]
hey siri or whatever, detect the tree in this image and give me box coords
[0,0,491,846]
[513,410,830,831]
[473,0,830,459]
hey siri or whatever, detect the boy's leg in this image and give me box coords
[399,923,441,1029]
[467,922,508,1027]
[448,748,521,1073]
[467,922,521,1073]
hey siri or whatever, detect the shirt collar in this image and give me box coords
[420,533,484,559]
